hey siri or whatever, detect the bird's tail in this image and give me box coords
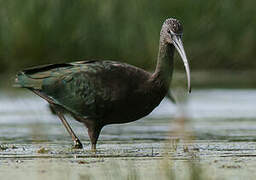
[13,71,41,89]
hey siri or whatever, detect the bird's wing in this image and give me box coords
[15,62,76,89]
[15,60,136,118]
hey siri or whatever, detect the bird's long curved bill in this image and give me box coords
[172,35,191,93]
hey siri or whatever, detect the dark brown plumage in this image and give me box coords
[15,18,191,150]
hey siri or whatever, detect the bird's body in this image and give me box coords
[15,18,191,150]
[17,60,169,124]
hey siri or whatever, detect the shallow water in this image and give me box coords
[0,89,256,179]
[1,89,256,141]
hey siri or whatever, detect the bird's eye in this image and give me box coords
[168,29,174,38]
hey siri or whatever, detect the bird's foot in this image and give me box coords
[72,138,83,149]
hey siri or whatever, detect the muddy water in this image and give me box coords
[0,89,256,180]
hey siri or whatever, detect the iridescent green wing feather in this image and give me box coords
[42,64,113,118]
[15,63,73,89]
[16,61,122,118]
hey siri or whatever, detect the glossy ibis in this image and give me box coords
[15,18,191,150]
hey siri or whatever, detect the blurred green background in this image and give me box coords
[0,0,255,86]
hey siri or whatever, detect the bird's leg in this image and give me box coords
[87,125,102,152]
[31,90,82,149]
[51,105,83,149]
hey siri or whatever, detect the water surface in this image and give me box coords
[0,89,256,179]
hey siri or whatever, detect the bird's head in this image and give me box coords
[162,18,191,93]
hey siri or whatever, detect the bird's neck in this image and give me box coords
[152,40,174,90]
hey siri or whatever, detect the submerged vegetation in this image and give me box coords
[0,0,256,76]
